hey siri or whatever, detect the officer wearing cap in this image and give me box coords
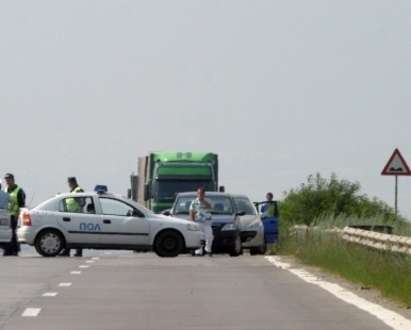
[60,177,84,257]
[3,173,25,256]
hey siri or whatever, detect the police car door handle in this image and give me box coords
[63,217,71,222]
[103,219,111,224]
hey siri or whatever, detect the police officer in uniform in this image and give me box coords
[261,192,276,219]
[60,177,84,257]
[3,173,25,256]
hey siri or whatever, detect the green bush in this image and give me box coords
[280,173,402,226]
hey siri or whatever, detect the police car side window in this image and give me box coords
[61,197,95,214]
[100,198,143,217]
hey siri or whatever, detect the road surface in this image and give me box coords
[0,247,392,330]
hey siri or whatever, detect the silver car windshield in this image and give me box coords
[234,197,257,216]
[174,196,234,215]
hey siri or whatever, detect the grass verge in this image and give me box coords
[277,231,411,307]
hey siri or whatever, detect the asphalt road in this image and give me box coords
[0,247,392,330]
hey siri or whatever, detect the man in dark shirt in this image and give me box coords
[4,173,25,256]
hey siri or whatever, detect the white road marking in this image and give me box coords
[70,271,82,275]
[58,282,72,287]
[91,257,100,260]
[42,292,58,297]
[266,256,411,330]
[22,308,41,317]
[79,265,89,269]
[85,260,95,264]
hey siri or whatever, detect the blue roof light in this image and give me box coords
[94,185,108,194]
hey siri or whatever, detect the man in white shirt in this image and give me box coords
[190,187,213,256]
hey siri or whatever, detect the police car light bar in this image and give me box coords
[94,185,108,194]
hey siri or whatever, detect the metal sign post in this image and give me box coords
[394,175,398,219]
[381,148,411,220]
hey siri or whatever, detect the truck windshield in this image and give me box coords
[174,195,234,215]
[154,181,215,200]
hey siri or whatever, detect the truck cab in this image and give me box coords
[131,152,220,213]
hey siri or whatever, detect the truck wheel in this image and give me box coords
[229,234,242,257]
[35,230,64,257]
[154,231,184,258]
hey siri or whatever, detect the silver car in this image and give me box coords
[232,195,266,255]
[0,209,12,249]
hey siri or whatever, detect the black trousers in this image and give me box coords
[3,215,20,256]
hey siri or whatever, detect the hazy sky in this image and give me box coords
[1,1,411,217]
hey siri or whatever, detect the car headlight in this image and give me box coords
[248,222,261,230]
[187,223,201,231]
[222,223,236,231]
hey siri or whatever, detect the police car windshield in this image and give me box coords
[174,195,233,215]
[234,197,257,216]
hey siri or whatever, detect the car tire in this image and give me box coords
[154,231,184,258]
[35,229,65,257]
[229,234,242,257]
[250,241,267,255]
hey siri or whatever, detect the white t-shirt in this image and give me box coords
[189,198,212,223]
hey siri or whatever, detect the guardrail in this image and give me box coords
[342,227,411,255]
[290,225,411,255]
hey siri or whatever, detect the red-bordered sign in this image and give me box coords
[381,148,411,176]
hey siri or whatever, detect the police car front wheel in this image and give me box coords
[154,230,184,258]
[35,229,65,257]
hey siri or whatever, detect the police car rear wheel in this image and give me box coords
[154,231,183,258]
[35,230,64,257]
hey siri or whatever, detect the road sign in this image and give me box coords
[381,148,411,220]
[381,148,411,176]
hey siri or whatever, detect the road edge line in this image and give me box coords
[265,256,411,330]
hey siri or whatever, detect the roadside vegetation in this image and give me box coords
[280,231,411,307]
[271,173,411,307]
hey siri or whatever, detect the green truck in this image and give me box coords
[130,152,221,213]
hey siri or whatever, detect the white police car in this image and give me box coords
[17,190,202,257]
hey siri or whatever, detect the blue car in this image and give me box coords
[170,192,243,256]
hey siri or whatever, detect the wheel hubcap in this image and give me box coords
[163,237,177,251]
[40,233,61,254]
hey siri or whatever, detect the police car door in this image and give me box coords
[97,197,150,246]
[58,195,103,244]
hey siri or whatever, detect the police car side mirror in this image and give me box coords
[162,210,171,216]
[236,211,246,217]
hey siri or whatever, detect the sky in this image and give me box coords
[1,1,411,217]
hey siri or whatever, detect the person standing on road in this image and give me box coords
[190,187,213,256]
[3,173,25,256]
[60,177,84,257]
[261,192,275,219]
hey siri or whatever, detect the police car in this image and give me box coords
[17,188,203,257]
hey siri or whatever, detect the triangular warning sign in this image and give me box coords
[381,148,411,176]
